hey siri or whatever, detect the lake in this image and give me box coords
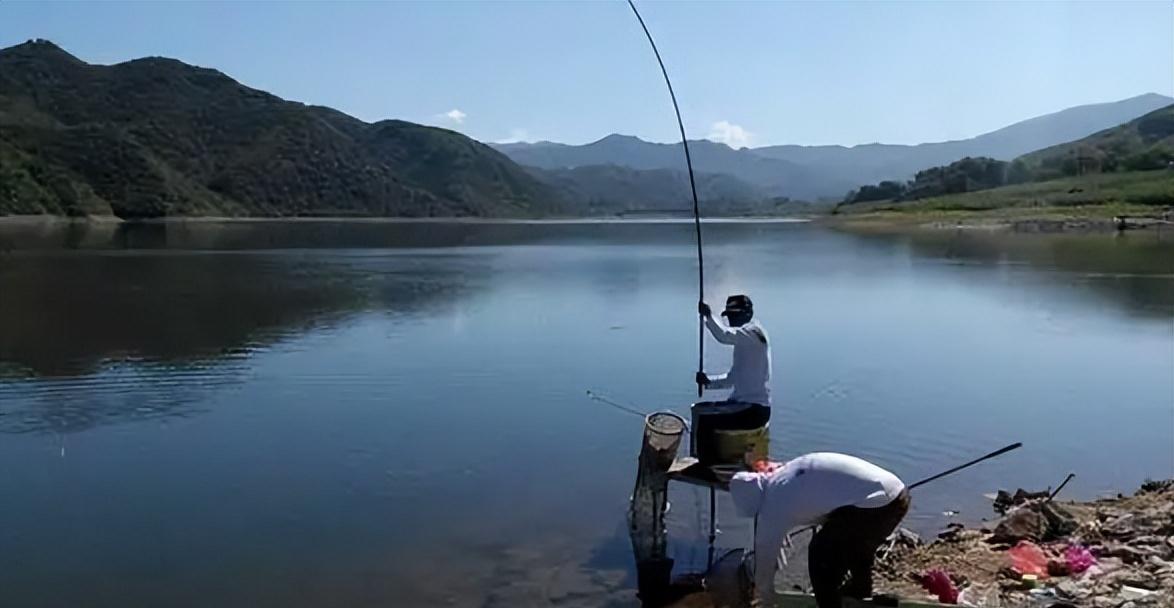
[0,219,1171,607]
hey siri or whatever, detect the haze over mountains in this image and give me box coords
[0,40,1168,218]
[497,93,1173,203]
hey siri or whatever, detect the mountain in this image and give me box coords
[0,40,562,218]
[494,134,855,201]
[1013,103,1174,180]
[528,164,774,215]
[752,93,1174,186]
[840,104,1174,207]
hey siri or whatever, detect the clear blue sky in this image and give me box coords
[2,1,1171,147]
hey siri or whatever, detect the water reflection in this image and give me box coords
[0,220,1169,607]
[0,249,492,433]
[0,361,239,434]
[843,228,1174,318]
[0,254,360,377]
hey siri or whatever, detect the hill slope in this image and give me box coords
[1013,104,1174,180]
[752,94,1173,186]
[0,40,562,218]
[495,134,854,201]
[529,164,775,215]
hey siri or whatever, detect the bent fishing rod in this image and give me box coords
[627,0,705,397]
[787,442,1024,537]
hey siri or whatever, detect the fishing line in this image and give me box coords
[626,0,706,397]
[585,389,654,419]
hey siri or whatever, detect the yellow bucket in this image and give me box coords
[711,425,769,465]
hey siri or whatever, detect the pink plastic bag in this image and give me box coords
[920,569,959,604]
[1008,541,1049,578]
[1065,544,1096,574]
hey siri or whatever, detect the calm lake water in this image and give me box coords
[1,219,1171,607]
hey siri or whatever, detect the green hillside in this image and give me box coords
[1012,104,1174,180]
[530,164,783,215]
[0,40,563,218]
[834,170,1173,223]
[839,105,1174,216]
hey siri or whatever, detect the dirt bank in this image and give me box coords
[875,480,1174,607]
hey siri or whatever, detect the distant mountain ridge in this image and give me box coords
[0,39,562,218]
[496,93,1173,200]
[528,164,773,215]
[495,134,855,201]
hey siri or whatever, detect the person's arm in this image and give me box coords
[704,315,740,345]
[753,512,787,603]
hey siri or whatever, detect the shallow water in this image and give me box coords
[0,220,1170,607]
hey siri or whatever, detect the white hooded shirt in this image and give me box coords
[727,453,906,597]
[704,316,771,405]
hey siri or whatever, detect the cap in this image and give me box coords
[721,294,753,317]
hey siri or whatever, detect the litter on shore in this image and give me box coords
[874,480,1174,607]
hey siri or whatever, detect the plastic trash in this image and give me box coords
[1064,544,1096,574]
[751,459,780,474]
[1008,540,1049,578]
[920,568,959,604]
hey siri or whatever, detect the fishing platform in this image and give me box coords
[628,403,953,607]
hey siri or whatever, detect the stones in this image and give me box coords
[990,509,1047,544]
[877,480,1174,607]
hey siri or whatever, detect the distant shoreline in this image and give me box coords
[0,215,812,225]
[821,206,1174,234]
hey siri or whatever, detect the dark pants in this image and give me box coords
[808,490,911,608]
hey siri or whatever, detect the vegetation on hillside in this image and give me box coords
[530,164,780,215]
[841,105,1174,208]
[1013,104,1174,180]
[833,170,1173,222]
[845,157,1010,204]
[0,40,563,218]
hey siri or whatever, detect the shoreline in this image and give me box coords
[0,214,812,226]
[821,206,1174,235]
[875,480,1174,607]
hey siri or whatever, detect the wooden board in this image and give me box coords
[667,457,734,491]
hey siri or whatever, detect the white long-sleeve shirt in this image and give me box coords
[704,316,771,405]
[728,453,906,598]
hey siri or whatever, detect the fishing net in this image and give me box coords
[644,411,686,452]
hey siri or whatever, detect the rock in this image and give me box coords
[1055,579,1087,599]
[1102,542,1154,564]
[993,488,1051,514]
[1047,559,1071,577]
[1138,479,1174,494]
[938,522,966,542]
[893,527,922,547]
[1145,556,1174,573]
[1040,502,1079,540]
[991,509,1047,544]
[1103,513,1136,537]
[1120,585,1155,601]
[1120,574,1161,591]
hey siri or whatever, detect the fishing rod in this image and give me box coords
[908,441,1022,490]
[626,0,705,397]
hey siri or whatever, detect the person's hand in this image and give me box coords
[698,301,711,316]
[695,371,710,387]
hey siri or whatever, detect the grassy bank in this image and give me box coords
[827,170,1174,230]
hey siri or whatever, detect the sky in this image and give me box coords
[2,1,1171,147]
